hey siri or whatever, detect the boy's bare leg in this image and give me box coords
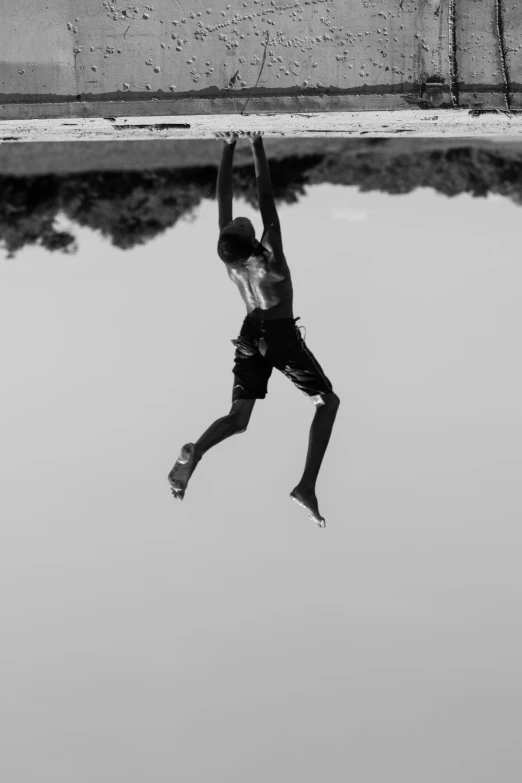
[290,393,340,528]
[168,413,243,501]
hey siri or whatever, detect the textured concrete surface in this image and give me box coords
[455,0,521,109]
[1,110,522,144]
[0,0,521,121]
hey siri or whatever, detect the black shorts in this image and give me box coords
[231,315,334,402]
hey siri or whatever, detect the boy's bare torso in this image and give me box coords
[226,225,294,320]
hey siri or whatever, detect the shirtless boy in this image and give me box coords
[168,130,340,528]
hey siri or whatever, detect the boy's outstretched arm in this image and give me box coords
[216,132,239,231]
[250,133,281,231]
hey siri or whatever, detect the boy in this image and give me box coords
[168,131,340,528]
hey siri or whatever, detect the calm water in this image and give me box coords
[1,168,522,782]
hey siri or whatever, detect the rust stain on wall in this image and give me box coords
[501,0,522,109]
[455,0,506,109]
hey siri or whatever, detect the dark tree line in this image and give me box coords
[1,145,521,259]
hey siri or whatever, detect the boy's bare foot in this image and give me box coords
[168,443,202,501]
[290,486,326,528]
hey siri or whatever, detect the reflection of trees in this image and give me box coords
[315,146,522,203]
[1,145,521,258]
[0,168,212,258]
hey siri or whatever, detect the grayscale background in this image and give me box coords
[2,184,522,783]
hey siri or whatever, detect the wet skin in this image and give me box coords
[169,129,331,529]
[290,486,326,528]
[168,443,202,501]
[168,443,326,528]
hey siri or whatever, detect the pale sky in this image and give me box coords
[1,182,522,783]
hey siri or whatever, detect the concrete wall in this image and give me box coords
[456,0,521,110]
[0,0,520,120]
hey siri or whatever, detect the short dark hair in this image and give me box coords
[217,231,254,266]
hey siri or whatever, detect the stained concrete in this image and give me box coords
[456,0,506,109]
[0,0,521,121]
[1,110,522,145]
[503,1,522,109]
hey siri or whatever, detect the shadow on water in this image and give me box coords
[1,139,522,259]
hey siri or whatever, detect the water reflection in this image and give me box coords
[1,137,522,259]
[2,135,522,783]
[3,134,522,528]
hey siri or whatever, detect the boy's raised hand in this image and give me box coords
[215,131,244,144]
[215,130,264,144]
[245,131,264,144]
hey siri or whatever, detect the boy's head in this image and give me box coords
[217,217,266,267]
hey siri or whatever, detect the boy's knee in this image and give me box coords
[232,417,248,433]
[230,398,256,431]
[228,413,245,432]
[314,391,340,407]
